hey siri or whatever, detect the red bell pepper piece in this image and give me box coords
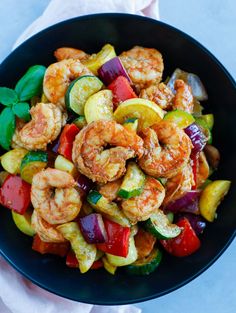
[191,153,199,190]
[58,124,80,161]
[108,76,137,109]
[160,218,201,257]
[0,175,31,215]
[32,235,69,257]
[97,218,130,257]
[66,250,103,269]
[91,259,103,270]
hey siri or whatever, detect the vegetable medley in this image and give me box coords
[0,44,231,275]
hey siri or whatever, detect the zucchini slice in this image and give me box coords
[1,148,28,174]
[126,248,162,275]
[144,209,181,239]
[20,151,47,184]
[102,256,117,275]
[12,210,36,236]
[123,118,139,132]
[87,190,130,227]
[54,155,78,177]
[84,89,114,124]
[66,75,103,115]
[118,162,145,199]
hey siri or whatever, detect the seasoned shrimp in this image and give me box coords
[98,178,122,201]
[12,102,63,151]
[196,152,209,187]
[43,59,93,110]
[119,46,164,92]
[72,120,144,183]
[172,79,194,113]
[139,120,192,178]
[31,210,66,243]
[54,47,90,62]
[31,168,82,224]
[139,83,174,110]
[163,163,194,206]
[121,177,165,223]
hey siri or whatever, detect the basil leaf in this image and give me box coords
[0,87,18,106]
[0,107,16,150]
[12,102,31,122]
[15,65,46,101]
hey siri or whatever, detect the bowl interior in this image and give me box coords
[0,14,235,305]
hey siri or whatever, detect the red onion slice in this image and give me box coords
[76,174,94,195]
[79,213,107,244]
[184,123,207,154]
[98,56,131,85]
[164,190,201,214]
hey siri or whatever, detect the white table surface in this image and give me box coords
[0,1,235,312]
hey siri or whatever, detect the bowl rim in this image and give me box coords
[0,12,235,305]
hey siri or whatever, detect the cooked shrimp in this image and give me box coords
[119,46,164,92]
[163,163,194,206]
[43,59,93,110]
[139,83,174,110]
[31,168,82,225]
[121,177,165,223]
[31,210,66,243]
[196,152,209,187]
[98,178,122,201]
[72,120,144,183]
[172,79,194,113]
[54,47,89,62]
[139,120,192,178]
[12,102,63,151]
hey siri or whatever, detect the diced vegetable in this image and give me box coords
[144,209,181,239]
[164,191,201,214]
[167,68,208,101]
[200,114,214,130]
[12,210,36,236]
[73,115,87,129]
[166,212,174,223]
[123,118,139,132]
[134,228,156,259]
[160,218,201,257]
[0,171,9,186]
[84,90,114,123]
[91,259,103,270]
[66,250,79,268]
[204,144,220,169]
[195,117,212,144]
[118,162,145,199]
[193,99,204,117]
[95,249,104,261]
[84,44,116,75]
[199,180,231,222]
[184,123,207,154]
[32,234,69,257]
[126,248,162,275]
[87,190,130,226]
[1,148,28,174]
[57,222,97,273]
[97,218,130,257]
[66,75,103,115]
[106,236,137,266]
[58,124,80,161]
[76,174,94,195]
[163,110,195,129]
[114,98,164,131]
[54,155,78,177]
[108,76,137,108]
[102,256,117,274]
[20,151,48,184]
[0,175,31,214]
[98,56,131,85]
[79,213,107,244]
[176,213,206,235]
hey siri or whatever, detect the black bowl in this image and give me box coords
[0,13,235,305]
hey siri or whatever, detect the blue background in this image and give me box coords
[0,1,235,312]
